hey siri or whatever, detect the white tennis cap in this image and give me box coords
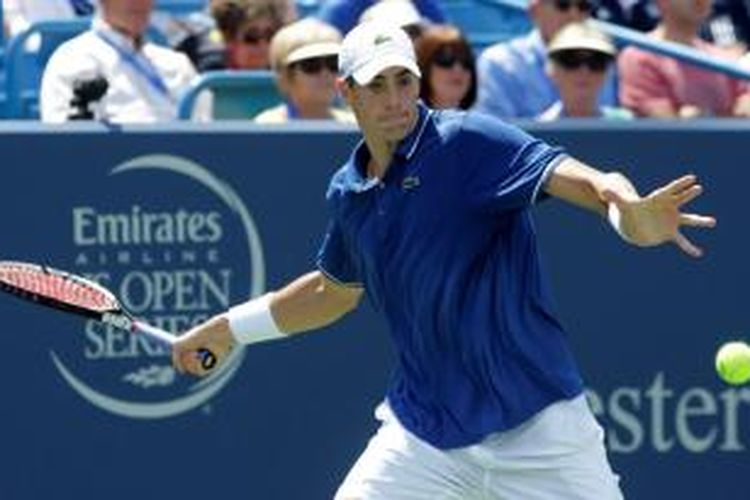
[339,21,421,85]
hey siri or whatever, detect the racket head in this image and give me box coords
[0,260,122,321]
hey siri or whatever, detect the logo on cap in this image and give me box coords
[374,34,392,45]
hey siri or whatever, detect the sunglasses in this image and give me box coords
[291,56,338,75]
[550,0,593,13]
[432,51,472,70]
[242,27,277,45]
[551,50,611,72]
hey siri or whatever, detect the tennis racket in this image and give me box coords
[0,260,216,370]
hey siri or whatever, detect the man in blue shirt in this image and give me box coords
[316,0,445,35]
[476,0,618,119]
[173,21,715,499]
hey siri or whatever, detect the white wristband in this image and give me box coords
[225,293,284,345]
[607,202,634,243]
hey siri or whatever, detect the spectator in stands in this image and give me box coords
[316,0,444,35]
[359,0,427,40]
[414,24,476,109]
[593,0,659,32]
[150,4,227,72]
[254,18,354,123]
[539,22,633,120]
[701,0,750,53]
[475,0,617,119]
[40,0,209,122]
[618,0,750,118]
[211,0,296,70]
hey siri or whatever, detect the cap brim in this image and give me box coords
[351,53,421,85]
[286,42,340,65]
[549,40,615,56]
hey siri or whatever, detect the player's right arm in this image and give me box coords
[172,271,363,376]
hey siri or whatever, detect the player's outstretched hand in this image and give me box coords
[602,174,717,257]
[173,315,235,376]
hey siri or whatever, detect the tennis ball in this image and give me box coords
[715,341,750,385]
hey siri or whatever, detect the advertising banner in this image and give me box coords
[0,122,746,499]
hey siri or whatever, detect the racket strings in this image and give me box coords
[0,265,117,311]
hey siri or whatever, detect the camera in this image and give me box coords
[68,76,109,120]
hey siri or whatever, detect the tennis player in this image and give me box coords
[173,21,715,499]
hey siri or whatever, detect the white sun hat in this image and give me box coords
[339,21,422,85]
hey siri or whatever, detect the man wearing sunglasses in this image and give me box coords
[175,20,716,499]
[476,0,618,119]
[254,18,354,123]
[539,21,633,120]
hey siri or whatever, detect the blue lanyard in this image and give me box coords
[285,101,300,119]
[95,31,172,101]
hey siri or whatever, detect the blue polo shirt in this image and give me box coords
[316,104,584,449]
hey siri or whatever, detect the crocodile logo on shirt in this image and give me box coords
[374,34,392,45]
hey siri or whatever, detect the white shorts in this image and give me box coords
[335,395,623,500]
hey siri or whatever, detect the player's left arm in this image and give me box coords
[543,156,716,257]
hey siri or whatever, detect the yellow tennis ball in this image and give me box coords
[715,341,750,385]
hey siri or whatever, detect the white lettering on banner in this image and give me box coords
[73,205,223,246]
[83,314,209,360]
[587,372,750,454]
[118,269,231,313]
[51,154,266,420]
[74,248,221,267]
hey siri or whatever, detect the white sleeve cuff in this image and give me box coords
[225,293,285,345]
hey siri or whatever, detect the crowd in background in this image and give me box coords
[2,0,750,123]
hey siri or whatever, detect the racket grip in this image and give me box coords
[134,321,217,371]
[197,348,217,370]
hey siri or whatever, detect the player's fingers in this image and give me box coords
[662,174,698,195]
[674,231,703,258]
[679,213,717,228]
[673,184,703,205]
[181,350,208,376]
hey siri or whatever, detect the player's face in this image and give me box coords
[101,0,153,38]
[341,67,420,143]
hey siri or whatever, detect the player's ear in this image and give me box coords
[336,77,353,104]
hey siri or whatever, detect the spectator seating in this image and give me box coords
[178,70,282,120]
[4,19,89,119]
[0,0,208,119]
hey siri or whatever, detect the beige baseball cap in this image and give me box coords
[339,21,421,85]
[285,42,340,65]
[547,22,616,56]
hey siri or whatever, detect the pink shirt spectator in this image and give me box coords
[618,39,748,117]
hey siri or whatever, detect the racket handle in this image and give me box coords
[197,348,217,370]
[134,321,217,371]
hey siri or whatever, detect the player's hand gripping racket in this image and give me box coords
[0,261,216,370]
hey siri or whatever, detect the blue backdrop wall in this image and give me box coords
[0,121,747,499]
